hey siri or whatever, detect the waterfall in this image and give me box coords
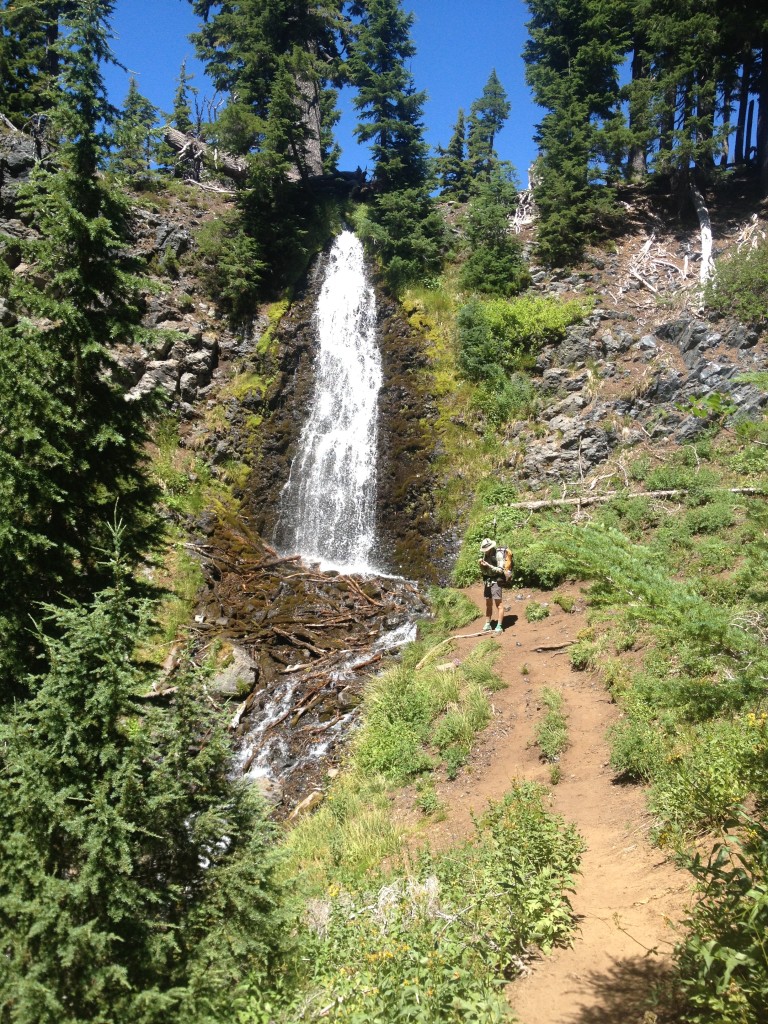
[275,231,382,571]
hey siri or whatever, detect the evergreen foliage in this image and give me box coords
[348,0,444,288]
[457,294,591,386]
[0,1,76,127]
[188,0,344,165]
[0,0,160,689]
[111,76,159,180]
[524,0,627,266]
[0,540,285,1023]
[434,108,470,201]
[348,0,428,191]
[467,69,511,182]
[705,235,768,324]
[459,165,530,297]
[171,57,196,134]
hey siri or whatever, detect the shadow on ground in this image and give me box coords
[568,956,683,1024]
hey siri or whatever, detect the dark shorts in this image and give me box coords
[483,579,502,602]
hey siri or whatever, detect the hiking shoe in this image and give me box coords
[482,622,493,632]
[494,624,503,633]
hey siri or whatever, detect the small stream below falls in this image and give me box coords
[192,232,427,812]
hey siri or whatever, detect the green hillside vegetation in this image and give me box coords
[2,0,768,1021]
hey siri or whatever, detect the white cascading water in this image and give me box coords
[275,231,382,571]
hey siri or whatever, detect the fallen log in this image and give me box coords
[500,487,768,512]
[162,126,248,182]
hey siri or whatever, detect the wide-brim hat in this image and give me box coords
[480,538,496,553]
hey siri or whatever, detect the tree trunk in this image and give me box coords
[627,42,647,180]
[720,81,733,168]
[162,127,249,182]
[690,183,715,284]
[746,99,756,163]
[695,65,716,181]
[735,52,753,165]
[757,35,768,194]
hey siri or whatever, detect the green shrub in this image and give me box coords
[650,720,755,842]
[458,166,531,298]
[471,372,538,426]
[273,784,583,1023]
[553,592,576,613]
[354,643,502,785]
[457,294,592,385]
[609,717,668,781]
[705,236,768,325]
[526,601,550,622]
[569,638,597,671]
[676,816,768,1023]
[195,215,264,323]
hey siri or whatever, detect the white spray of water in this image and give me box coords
[275,231,381,571]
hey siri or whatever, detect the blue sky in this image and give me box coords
[104,0,541,184]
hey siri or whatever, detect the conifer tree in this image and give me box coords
[0,537,284,1022]
[171,57,197,134]
[524,0,627,265]
[459,165,530,296]
[0,0,159,689]
[0,1,76,126]
[111,76,159,179]
[348,0,444,288]
[631,0,725,188]
[435,108,470,201]
[188,0,345,167]
[467,69,511,182]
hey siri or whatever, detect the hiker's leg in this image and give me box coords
[483,585,493,630]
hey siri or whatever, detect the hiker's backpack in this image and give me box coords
[495,547,514,584]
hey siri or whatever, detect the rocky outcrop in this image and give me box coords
[0,127,37,247]
[516,310,767,486]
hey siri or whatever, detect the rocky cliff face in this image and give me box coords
[511,308,767,487]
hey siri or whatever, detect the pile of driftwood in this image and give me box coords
[190,520,421,676]
[185,520,426,809]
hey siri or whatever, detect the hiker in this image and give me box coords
[478,538,512,632]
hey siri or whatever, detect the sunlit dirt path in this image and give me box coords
[415,582,690,1024]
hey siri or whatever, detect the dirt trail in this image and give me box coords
[422,583,690,1024]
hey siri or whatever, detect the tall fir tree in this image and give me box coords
[188,0,346,170]
[466,69,511,183]
[171,57,197,134]
[0,537,285,1022]
[0,0,160,690]
[348,0,444,288]
[0,1,76,127]
[435,108,470,201]
[524,0,628,265]
[111,76,159,179]
[459,164,530,297]
[631,0,725,190]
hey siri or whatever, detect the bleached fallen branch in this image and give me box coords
[184,178,238,196]
[690,185,715,284]
[501,487,767,512]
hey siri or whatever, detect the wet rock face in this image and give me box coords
[243,256,328,541]
[244,245,441,582]
[375,295,441,582]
